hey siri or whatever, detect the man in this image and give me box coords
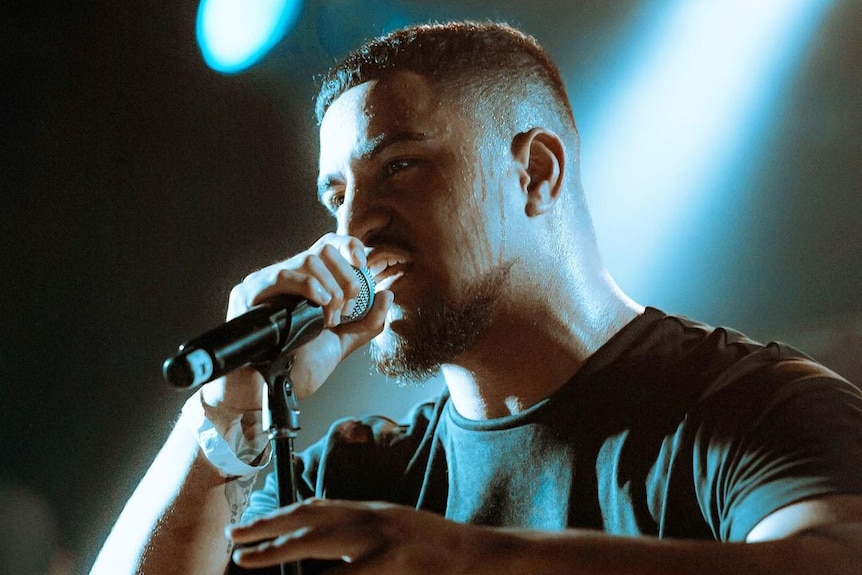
[92,22,862,574]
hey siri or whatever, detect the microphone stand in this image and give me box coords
[258,351,303,575]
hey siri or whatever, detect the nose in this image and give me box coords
[335,179,388,241]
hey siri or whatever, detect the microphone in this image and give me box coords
[162,266,375,389]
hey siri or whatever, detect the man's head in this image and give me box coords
[315,22,601,382]
[316,21,579,156]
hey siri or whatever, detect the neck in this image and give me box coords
[442,272,642,420]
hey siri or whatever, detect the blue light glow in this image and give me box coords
[196,0,302,74]
[580,0,832,299]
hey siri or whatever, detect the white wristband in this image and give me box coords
[180,390,271,478]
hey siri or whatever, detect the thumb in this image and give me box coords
[288,291,393,400]
[335,289,393,358]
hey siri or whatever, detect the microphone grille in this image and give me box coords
[344,266,375,322]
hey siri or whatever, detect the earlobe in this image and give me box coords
[512,128,565,217]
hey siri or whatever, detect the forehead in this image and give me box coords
[319,71,458,162]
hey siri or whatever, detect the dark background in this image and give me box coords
[2,1,860,572]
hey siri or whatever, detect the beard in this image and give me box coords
[370,260,514,385]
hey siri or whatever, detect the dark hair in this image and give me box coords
[314,21,576,136]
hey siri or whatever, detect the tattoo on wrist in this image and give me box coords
[224,470,256,553]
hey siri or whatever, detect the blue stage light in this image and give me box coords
[579,0,832,299]
[196,0,303,74]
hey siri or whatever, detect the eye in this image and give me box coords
[382,158,417,179]
[322,191,345,214]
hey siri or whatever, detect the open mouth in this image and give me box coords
[368,251,412,292]
[374,264,409,291]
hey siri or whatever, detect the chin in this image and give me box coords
[371,325,399,358]
[380,299,410,333]
[372,307,409,358]
[369,309,441,384]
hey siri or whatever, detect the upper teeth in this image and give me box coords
[369,255,408,277]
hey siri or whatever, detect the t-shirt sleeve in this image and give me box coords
[693,344,862,541]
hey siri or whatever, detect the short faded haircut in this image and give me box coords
[314,21,577,140]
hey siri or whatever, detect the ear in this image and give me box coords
[511,128,565,217]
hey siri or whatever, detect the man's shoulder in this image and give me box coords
[639,308,852,389]
[593,307,860,423]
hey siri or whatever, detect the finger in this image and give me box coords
[333,289,393,357]
[231,522,383,569]
[228,499,387,545]
[228,500,384,566]
[252,246,366,327]
[310,233,368,269]
[227,501,320,545]
[234,235,367,318]
[251,267,333,309]
[236,257,332,310]
[367,288,394,323]
[318,244,365,319]
[254,255,347,326]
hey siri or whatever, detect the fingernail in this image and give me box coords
[344,298,356,316]
[355,246,367,266]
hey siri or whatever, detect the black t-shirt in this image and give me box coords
[234,307,862,571]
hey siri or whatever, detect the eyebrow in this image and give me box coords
[317,130,429,201]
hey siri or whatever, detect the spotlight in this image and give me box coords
[196,0,303,74]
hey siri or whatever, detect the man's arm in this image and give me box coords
[228,494,862,575]
[89,234,389,575]
[89,421,242,575]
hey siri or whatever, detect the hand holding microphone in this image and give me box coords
[162,265,375,388]
[163,235,392,408]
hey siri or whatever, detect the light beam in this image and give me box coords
[580,0,833,298]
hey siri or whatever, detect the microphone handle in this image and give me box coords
[162,297,324,389]
[162,266,374,390]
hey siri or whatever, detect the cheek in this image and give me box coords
[410,160,501,278]
[441,197,498,276]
